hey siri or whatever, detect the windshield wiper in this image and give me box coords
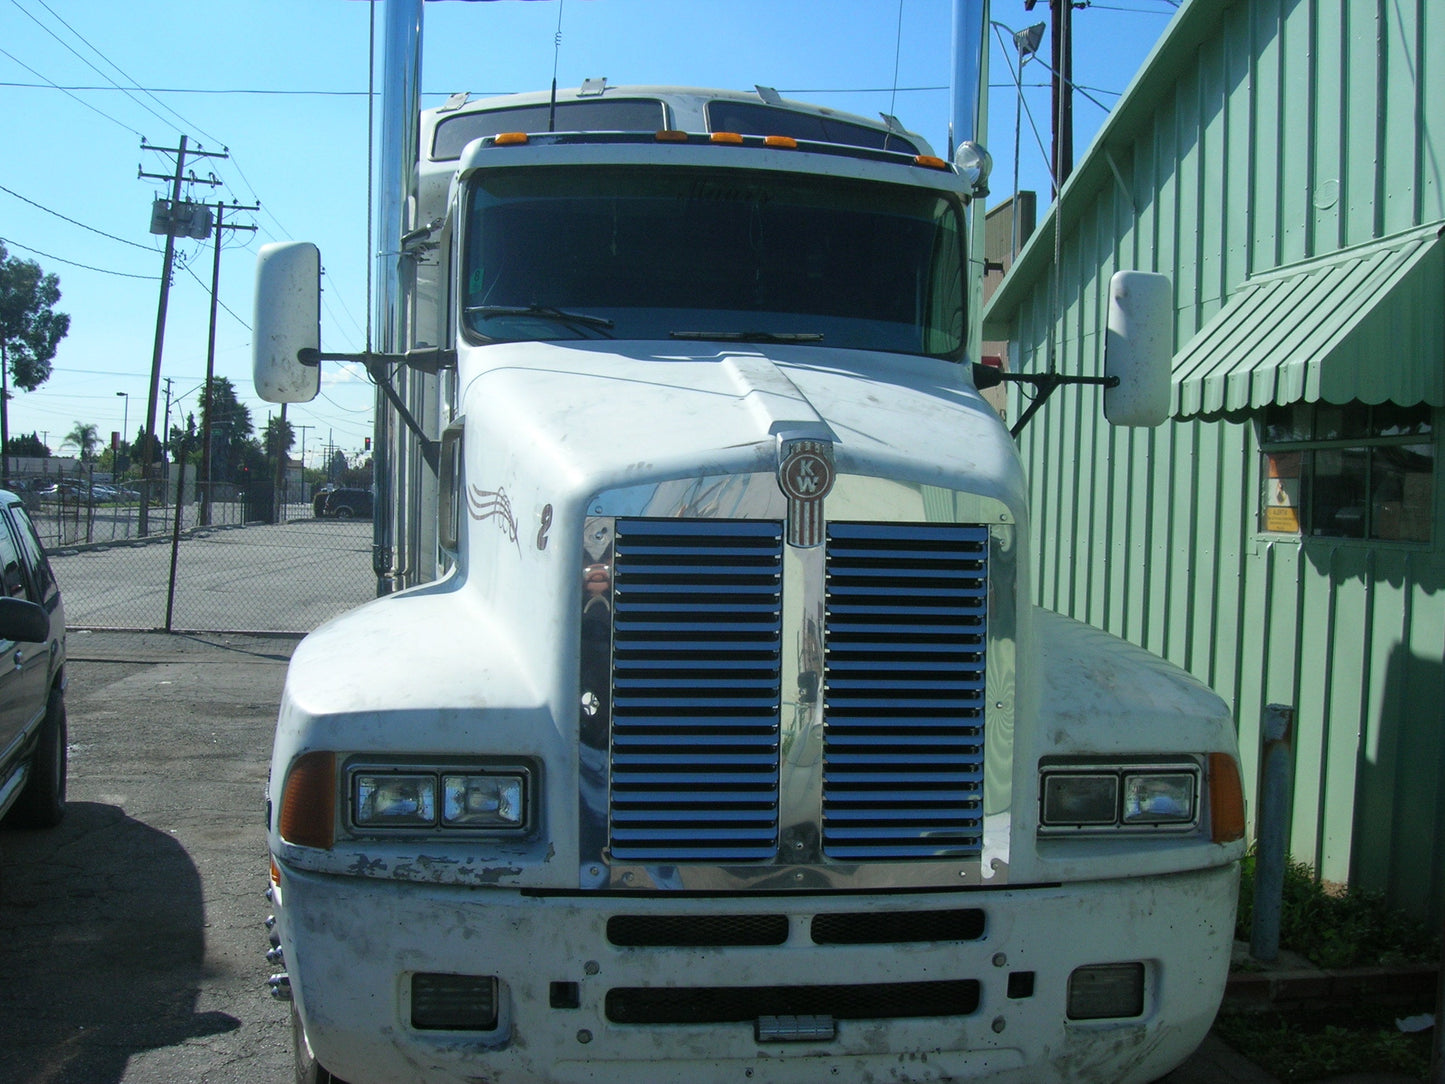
[467,304,615,333]
[670,330,824,343]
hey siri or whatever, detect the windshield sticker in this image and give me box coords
[468,485,520,551]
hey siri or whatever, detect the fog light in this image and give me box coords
[1067,963,1144,1020]
[412,973,499,1031]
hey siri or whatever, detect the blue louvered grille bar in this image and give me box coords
[822,522,988,859]
[609,519,783,861]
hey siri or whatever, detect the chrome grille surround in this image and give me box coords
[578,473,1017,891]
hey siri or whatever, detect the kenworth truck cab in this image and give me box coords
[254,84,1246,1084]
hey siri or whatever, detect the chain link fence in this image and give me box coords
[15,462,378,634]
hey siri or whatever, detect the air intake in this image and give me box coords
[821,522,988,859]
[608,519,784,861]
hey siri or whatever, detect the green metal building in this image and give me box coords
[982,0,1443,916]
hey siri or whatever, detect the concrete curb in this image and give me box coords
[1224,962,1437,1012]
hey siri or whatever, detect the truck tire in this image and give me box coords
[4,687,67,828]
[292,1003,347,1084]
[331,505,354,519]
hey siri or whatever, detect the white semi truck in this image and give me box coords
[253,7,1246,1082]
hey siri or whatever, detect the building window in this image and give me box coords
[1259,402,1434,542]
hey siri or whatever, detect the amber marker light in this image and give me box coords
[279,751,337,849]
[493,132,529,146]
[710,132,745,145]
[763,135,798,149]
[1208,752,1246,843]
[913,154,950,171]
[270,856,281,886]
[654,130,689,143]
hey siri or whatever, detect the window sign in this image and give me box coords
[1258,402,1434,542]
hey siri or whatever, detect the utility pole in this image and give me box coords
[1024,0,1077,193]
[139,135,226,535]
[294,424,315,493]
[271,403,289,522]
[161,376,174,483]
[198,199,258,526]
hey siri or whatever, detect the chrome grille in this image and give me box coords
[608,519,783,861]
[822,522,988,859]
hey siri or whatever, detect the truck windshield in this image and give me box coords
[462,166,966,358]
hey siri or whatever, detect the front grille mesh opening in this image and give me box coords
[605,979,980,1025]
[810,908,986,945]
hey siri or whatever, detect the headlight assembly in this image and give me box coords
[349,762,532,835]
[1040,761,1199,833]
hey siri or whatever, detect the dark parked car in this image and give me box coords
[0,489,67,828]
[322,488,374,519]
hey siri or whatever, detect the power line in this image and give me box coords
[0,236,157,279]
[0,46,141,135]
[29,0,225,146]
[8,0,184,139]
[0,182,156,251]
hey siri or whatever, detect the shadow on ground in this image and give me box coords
[0,801,239,1084]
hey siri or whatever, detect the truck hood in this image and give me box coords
[459,341,1024,504]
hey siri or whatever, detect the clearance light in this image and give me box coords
[493,132,529,146]
[1208,752,1246,842]
[655,130,689,143]
[710,132,745,145]
[279,751,336,850]
[763,135,798,149]
[913,154,950,171]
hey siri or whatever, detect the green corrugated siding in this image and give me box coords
[985,0,1445,915]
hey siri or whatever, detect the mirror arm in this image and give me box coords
[970,364,1120,438]
[293,349,443,473]
[366,357,440,475]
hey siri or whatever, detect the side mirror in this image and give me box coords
[0,597,50,643]
[253,241,321,404]
[1104,270,1173,427]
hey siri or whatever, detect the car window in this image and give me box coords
[0,510,30,601]
[6,506,56,606]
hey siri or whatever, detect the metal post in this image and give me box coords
[165,436,187,632]
[1250,703,1294,962]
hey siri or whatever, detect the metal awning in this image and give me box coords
[1173,222,1445,418]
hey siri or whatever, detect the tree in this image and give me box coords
[263,415,295,463]
[0,245,70,484]
[63,421,99,462]
[4,431,49,458]
[198,377,253,482]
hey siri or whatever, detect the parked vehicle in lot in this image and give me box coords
[311,486,335,518]
[321,488,373,519]
[0,489,67,828]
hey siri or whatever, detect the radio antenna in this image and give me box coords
[548,0,566,131]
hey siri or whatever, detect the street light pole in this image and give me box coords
[116,392,129,471]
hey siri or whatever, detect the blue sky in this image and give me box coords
[0,0,1179,469]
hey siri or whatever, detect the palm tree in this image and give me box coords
[62,421,98,462]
